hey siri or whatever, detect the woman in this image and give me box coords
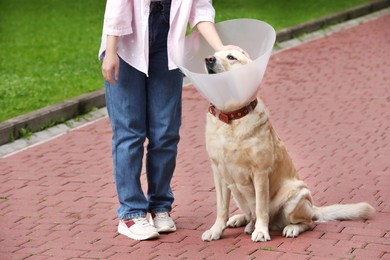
[99,0,244,241]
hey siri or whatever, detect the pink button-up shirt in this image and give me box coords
[98,0,215,76]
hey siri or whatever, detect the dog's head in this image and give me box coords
[205,50,251,74]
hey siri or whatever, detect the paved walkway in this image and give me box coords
[1,12,390,260]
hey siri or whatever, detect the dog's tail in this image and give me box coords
[313,202,375,222]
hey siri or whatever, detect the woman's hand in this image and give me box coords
[217,45,250,59]
[196,22,250,58]
[102,51,119,85]
[102,35,119,85]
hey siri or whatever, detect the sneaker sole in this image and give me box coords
[118,224,159,240]
[156,225,177,233]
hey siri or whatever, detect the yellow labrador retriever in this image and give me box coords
[201,50,375,242]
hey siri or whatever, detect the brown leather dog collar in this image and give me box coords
[209,99,258,124]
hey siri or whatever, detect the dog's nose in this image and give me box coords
[205,56,216,65]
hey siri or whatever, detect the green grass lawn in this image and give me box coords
[0,0,372,123]
[213,0,372,30]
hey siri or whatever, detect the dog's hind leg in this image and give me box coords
[283,223,311,238]
[202,164,231,241]
[227,214,247,227]
[282,195,314,238]
[227,185,255,234]
[227,213,256,234]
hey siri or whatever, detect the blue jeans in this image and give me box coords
[104,1,183,220]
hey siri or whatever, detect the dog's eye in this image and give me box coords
[227,55,237,61]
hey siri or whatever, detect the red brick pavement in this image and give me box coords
[1,14,390,260]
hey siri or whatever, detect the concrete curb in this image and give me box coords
[0,90,105,145]
[0,0,389,146]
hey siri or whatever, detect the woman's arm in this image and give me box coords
[196,21,223,51]
[101,0,134,84]
[196,21,249,57]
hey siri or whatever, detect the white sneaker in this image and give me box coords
[118,217,159,240]
[150,212,176,233]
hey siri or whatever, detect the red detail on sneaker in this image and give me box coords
[123,220,135,228]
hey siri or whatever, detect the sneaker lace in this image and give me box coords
[155,212,170,220]
[133,217,150,226]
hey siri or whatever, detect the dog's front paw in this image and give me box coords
[227,214,247,228]
[201,228,223,241]
[283,224,300,238]
[251,227,271,242]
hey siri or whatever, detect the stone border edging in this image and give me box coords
[0,0,389,146]
[0,90,105,145]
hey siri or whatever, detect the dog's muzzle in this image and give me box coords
[209,99,258,124]
[205,56,217,74]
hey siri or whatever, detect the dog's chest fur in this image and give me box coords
[205,99,276,185]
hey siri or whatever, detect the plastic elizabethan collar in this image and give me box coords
[171,19,276,111]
